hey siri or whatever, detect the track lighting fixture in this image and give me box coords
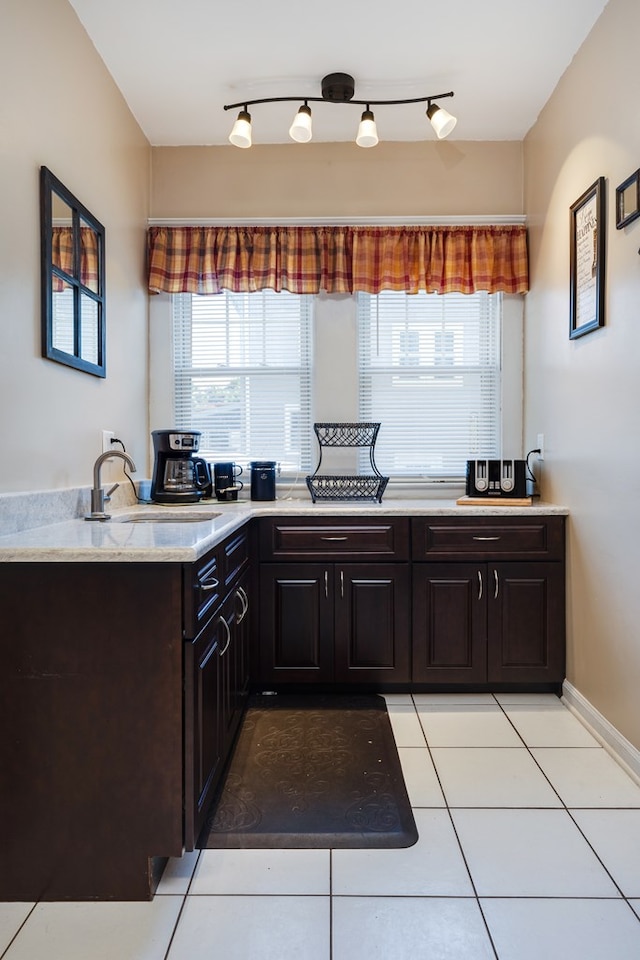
[224,72,456,148]
[289,102,313,143]
[426,101,457,140]
[356,108,379,149]
[228,108,252,149]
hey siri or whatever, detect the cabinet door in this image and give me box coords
[184,619,225,849]
[259,563,333,684]
[413,563,487,684]
[487,562,565,684]
[334,563,411,684]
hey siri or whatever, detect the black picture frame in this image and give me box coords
[570,176,605,340]
[40,166,106,377]
[615,168,640,229]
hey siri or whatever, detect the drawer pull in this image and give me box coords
[219,616,231,656]
[477,569,483,600]
[472,536,501,541]
[199,575,219,592]
[320,536,348,541]
[236,585,249,623]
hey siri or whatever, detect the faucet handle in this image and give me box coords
[104,483,119,503]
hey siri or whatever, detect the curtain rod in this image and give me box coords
[147,215,527,227]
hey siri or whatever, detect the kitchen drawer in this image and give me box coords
[411,515,565,561]
[183,545,222,638]
[220,524,251,592]
[259,517,410,561]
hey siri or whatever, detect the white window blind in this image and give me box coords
[357,291,501,478]
[172,291,313,472]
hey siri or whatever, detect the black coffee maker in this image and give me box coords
[151,430,212,504]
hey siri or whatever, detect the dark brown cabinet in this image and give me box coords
[0,518,253,900]
[257,518,411,688]
[488,561,565,683]
[412,517,565,690]
[184,598,228,848]
[335,564,410,684]
[259,563,333,683]
[259,562,410,686]
[183,528,251,850]
[0,562,186,901]
[412,562,486,684]
[0,507,566,902]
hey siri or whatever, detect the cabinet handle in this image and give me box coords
[472,536,501,541]
[219,615,231,656]
[199,575,219,592]
[236,586,249,623]
[340,570,344,598]
[477,569,483,600]
[324,570,328,598]
[493,569,499,600]
[320,536,348,541]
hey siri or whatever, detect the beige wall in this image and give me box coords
[0,0,150,493]
[524,0,640,747]
[151,140,523,219]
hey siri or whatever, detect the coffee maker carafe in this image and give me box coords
[151,430,212,504]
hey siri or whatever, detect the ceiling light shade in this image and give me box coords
[228,109,252,148]
[289,103,312,143]
[356,109,378,148]
[427,102,457,139]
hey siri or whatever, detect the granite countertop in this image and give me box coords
[0,498,568,563]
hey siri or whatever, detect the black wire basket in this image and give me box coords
[305,422,389,503]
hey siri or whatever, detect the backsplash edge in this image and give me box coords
[0,484,139,536]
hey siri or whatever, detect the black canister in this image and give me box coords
[250,461,277,500]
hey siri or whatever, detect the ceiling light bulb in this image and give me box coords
[289,103,312,143]
[356,109,378,148]
[229,109,252,148]
[427,103,457,139]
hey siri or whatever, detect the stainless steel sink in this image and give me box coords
[112,510,222,523]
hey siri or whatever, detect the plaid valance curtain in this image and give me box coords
[147,224,528,296]
[51,227,100,293]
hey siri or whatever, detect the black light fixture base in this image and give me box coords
[321,73,355,102]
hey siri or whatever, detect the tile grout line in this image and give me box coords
[409,694,640,944]
[440,695,640,914]
[329,848,334,960]
[163,848,204,960]
[409,694,501,960]
[0,903,38,960]
[493,697,638,907]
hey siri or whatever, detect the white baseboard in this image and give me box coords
[562,680,640,787]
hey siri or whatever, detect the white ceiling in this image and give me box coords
[68,0,608,146]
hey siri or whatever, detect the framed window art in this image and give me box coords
[569,176,605,340]
[615,168,640,230]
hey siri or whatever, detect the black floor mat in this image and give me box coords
[198,693,418,849]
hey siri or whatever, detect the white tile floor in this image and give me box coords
[3,693,640,959]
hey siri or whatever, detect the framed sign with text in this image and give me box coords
[570,176,605,340]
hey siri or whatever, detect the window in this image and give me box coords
[172,291,313,471]
[167,288,514,484]
[357,291,501,478]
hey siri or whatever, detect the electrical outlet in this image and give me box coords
[101,430,115,453]
[536,433,545,460]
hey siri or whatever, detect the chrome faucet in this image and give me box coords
[86,450,137,520]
